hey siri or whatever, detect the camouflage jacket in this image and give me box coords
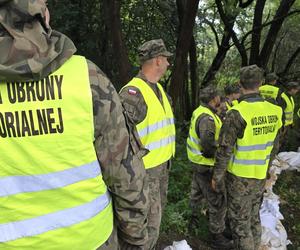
[213,93,281,190]
[89,61,149,247]
[195,104,218,159]
[119,71,173,125]
[119,72,173,170]
[0,1,149,246]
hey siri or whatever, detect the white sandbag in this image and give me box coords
[277,152,300,170]
[259,152,298,250]
[163,240,192,250]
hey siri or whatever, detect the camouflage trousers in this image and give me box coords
[226,173,265,250]
[145,161,170,250]
[190,164,226,234]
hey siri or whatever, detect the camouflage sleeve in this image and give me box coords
[268,128,282,169]
[277,90,287,125]
[196,114,217,158]
[119,86,147,125]
[213,110,246,185]
[87,60,149,246]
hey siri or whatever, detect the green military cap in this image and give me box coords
[138,39,173,64]
[240,65,264,85]
[265,73,278,83]
[224,84,240,95]
[199,84,220,104]
[286,81,300,90]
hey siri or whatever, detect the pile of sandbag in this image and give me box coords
[260,151,300,250]
[163,240,192,250]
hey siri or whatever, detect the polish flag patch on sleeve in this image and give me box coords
[128,89,137,95]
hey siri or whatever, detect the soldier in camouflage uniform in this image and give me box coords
[120,39,175,250]
[224,84,241,110]
[212,65,283,250]
[187,85,233,249]
[0,1,148,249]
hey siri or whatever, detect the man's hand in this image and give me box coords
[211,177,225,193]
[211,178,216,191]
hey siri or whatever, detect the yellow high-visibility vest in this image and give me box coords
[281,93,295,126]
[0,55,113,249]
[259,84,280,100]
[122,78,175,169]
[226,100,238,110]
[187,106,222,166]
[228,100,282,179]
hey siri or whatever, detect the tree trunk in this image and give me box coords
[279,46,300,78]
[249,0,266,65]
[104,0,131,88]
[201,30,232,87]
[170,0,200,108]
[215,0,249,66]
[189,35,198,112]
[259,0,296,69]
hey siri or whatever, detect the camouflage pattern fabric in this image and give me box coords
[119,71,172,125]
[195,111,218,158]
[265,72,278,83]
[190,109,226,234]
[199,85,220,104]
[138,39,172,64]
[145,162,169,250]
[190,165,226,234]
[0,0,76,82]
[226,173,265,250]
[213,93,281,249]
[120,72,173,249]
[0,0,149,248]
[89,60,149,248]
[240,65,264,86]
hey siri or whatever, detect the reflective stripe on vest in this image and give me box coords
[0,55,113,249]
[0,161,101,197]
[0,191,110,243]
[186,106,222,166]
[282,93,295,126]
[122,78,176,169]
[259,85,279,100]
[228,100,282,179]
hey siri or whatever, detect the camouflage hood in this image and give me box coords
[0,0,76,81]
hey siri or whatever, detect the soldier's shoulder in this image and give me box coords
[223,109,246,130]
[197,113,216,130]
[119,85,144,107]
[199,113,214,122]
[87,59,112,91]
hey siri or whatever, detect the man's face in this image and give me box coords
[290,88,300,96]
[232,92,240,100]
[212,95,221,109]
[156,56,170,76]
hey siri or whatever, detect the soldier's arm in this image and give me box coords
[277,90,287,125]
[268,129,282,170]
[88,60,149,247]
[213,110,246,185]
[196,114,217,158]
[119,86,147,126]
